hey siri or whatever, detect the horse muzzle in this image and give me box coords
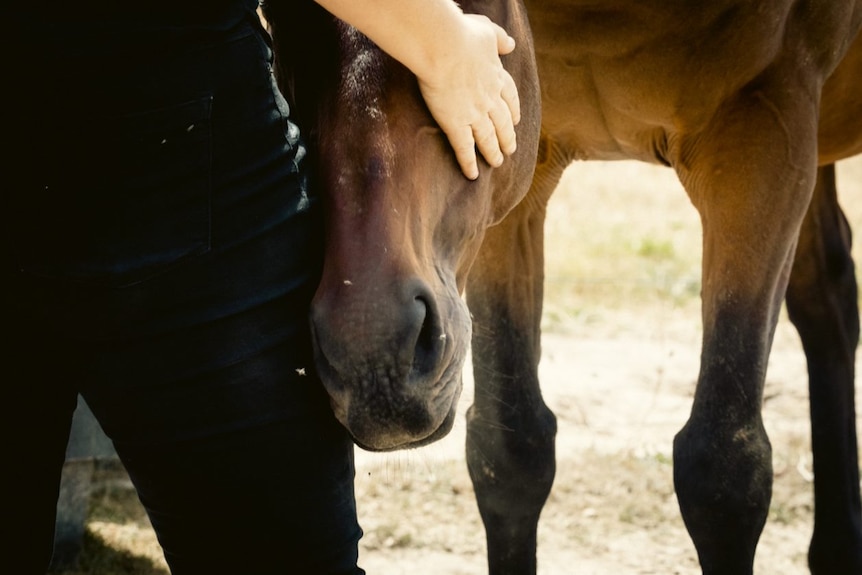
[310,276,469,451]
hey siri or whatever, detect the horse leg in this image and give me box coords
[464,138,564,575]
[785,163,862,574]
[670,71,819,575]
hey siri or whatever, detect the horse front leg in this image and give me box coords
[670,70,820,575]
[464,152,562,575]
[786,164,862,574]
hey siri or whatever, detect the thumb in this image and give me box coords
[492,22,516,55]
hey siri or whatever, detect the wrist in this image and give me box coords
[315,0,467,83]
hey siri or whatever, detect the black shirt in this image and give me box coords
[18,0,260,29]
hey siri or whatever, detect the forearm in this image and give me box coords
[313,0,468,80]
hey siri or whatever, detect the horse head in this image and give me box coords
[267,0,540,451]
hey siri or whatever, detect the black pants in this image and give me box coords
[5,12,364,574]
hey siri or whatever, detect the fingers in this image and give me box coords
[474,20,520,174]
[446,124,480,180]
[492,22,517,55]
[474,114,504,169]
[443,73,519,180]
[479,68,519,167]
[490,69,519,158]
[501,68,521,127]
[467,14,516,56]
[489,106,517,158]
[449,107,515,181]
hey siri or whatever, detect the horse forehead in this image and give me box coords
[339,35,389,122]
[329,38,401,164]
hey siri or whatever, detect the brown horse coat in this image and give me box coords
[267,1,862,573]
[465,2,862,573]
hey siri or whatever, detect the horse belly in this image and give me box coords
[818,31,862,165]
[530,0,793,164]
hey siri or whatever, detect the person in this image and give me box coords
[6,1,520,573]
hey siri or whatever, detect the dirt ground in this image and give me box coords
[353,312,817,575]
[352,158,862,575]
[66,157,862,574]
[77,315,820,575]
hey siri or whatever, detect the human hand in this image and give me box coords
[312,1,522,179]
[416,14,521,180]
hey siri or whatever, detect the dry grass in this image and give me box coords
[543,161,703,333]
[543,157,862,334]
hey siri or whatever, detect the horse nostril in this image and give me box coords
[410,289,445,378]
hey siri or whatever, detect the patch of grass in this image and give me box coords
[363,523,415,550]
[541,157,862,330]
[88,485,148,527]
[49,530,168,575]
[636,237,676,259]
[355,457,485,556]
[542,162,704,331]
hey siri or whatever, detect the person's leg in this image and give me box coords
[9,13,364,573]
[118,393,363,575]
[3,319,80,574]
[4,22,83,570]
[79,205,365,572]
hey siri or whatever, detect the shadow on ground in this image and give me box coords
[49,530,169,575]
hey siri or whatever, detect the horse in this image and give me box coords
[264,0,542,452]
[266,1,862,574]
